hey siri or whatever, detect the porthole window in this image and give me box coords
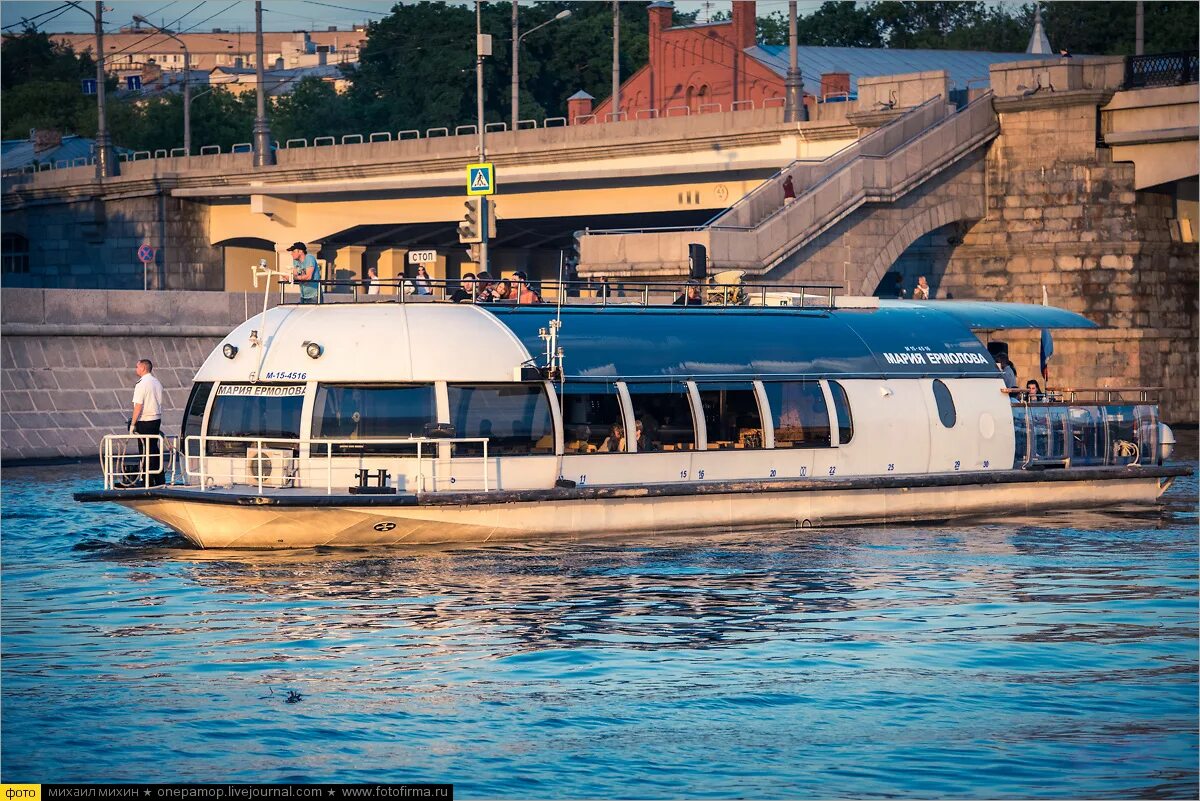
[932,379,957,428]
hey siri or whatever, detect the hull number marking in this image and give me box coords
[769,469,777,478]
[954,460,961,471]
[887,463,895,472]
[828,466,837,476]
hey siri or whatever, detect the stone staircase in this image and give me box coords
[578,92,1000,277]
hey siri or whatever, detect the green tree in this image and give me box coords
[271,77,353,142]
[1,28,94,90]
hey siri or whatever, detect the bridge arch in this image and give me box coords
[857,199,977,295]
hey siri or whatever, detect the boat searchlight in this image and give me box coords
[222,343,238,359]
[303,341,324,359]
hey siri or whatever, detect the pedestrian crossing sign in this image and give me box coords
[467,162,495,196]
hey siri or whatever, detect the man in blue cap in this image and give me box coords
[288,242,321,304]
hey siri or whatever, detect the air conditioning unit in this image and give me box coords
[245,447,296,488]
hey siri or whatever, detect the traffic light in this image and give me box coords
[458,198,484,244]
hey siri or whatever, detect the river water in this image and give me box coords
[2,440,1197,798]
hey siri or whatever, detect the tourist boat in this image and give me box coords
[75,278,1184,549]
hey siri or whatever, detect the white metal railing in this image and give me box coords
[180,434,491,496]
[100,433,171,490]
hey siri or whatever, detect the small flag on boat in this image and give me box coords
[1040,328,1054,381]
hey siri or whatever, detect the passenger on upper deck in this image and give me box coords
[912,275,930,300]
[673,281,703,306]
[995,353,1018,389]
[1025,379,1044,401]
[288,242,321,304]
[475,271,496,302]
[513,271,542,304]
[366,266,381,295]
[450,273,476,303]
[408,265,432,296]
[492,279,514,302]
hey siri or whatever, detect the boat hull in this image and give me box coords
[100,468,1182,549]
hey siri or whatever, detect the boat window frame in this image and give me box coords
[623,381,700,453]
[308,382,440,455]
[760,379,833,449]
[693,380,768,451]
[826,380,855,447]
[559,381,631,455]
[204,382,308,456]
[444,381,558,458]
[180,381,216,445]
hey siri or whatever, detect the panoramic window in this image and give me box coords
[626,384,696,452]
[829,381,854,445]
[205,384,305,455]
[447,383,555,457]
[761,381,831,448]
[180,382,214,447]
[932,379,957,428]
[697,384,764,450]
[1,233,30,274]
[561,384,627,454]
[311,384,437,455]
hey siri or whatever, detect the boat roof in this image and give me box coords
[196,300,1093,385]
[879,300,1098,331]
[488,301,1075,381]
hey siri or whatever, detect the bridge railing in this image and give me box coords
[1,96,790,178]
[745,91,998,271]
[1123,51,1199,89]
[709,95,951,230]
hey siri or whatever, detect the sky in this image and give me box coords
[0,1,827,36]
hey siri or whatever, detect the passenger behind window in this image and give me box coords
[634,420,649,452]
[599,423,625,453]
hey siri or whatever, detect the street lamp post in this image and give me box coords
[66,1,117,178]
[252,0,275,167]
[133,15,191,155]
[511,8,571,130]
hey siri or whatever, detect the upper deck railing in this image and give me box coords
[278,277,841,310]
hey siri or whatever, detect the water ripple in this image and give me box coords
[2,444,1197,797]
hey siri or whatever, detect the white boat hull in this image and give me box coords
[117,472,1174,549]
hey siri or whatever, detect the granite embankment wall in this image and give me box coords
[1,289,273,462]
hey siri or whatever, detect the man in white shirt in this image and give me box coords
[122,358,165,487]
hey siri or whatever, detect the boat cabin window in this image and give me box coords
[932,379,957,428]
[447,383,555,457]
[829,381,854,445]
[626,384,696,452]
[697,384,764,450]
[762,381,830,448]
[311,384,437,455]
[205,383,305,456]
[180,381,213,446]
[561,384,626,454]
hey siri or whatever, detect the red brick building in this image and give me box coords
[586,0,801,122]
[573,0,1049,124]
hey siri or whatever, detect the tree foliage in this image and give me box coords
[2,1,1196,152]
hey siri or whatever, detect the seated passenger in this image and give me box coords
[995,353,1018,389]
[513,271,542,305]
[450,273,477,303]
[492,279,514,302]
[1025,379,1043,401]
[475,271,496,302]
[599,423,625,453]
[634,419,652,452]
[673,280,703,306]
